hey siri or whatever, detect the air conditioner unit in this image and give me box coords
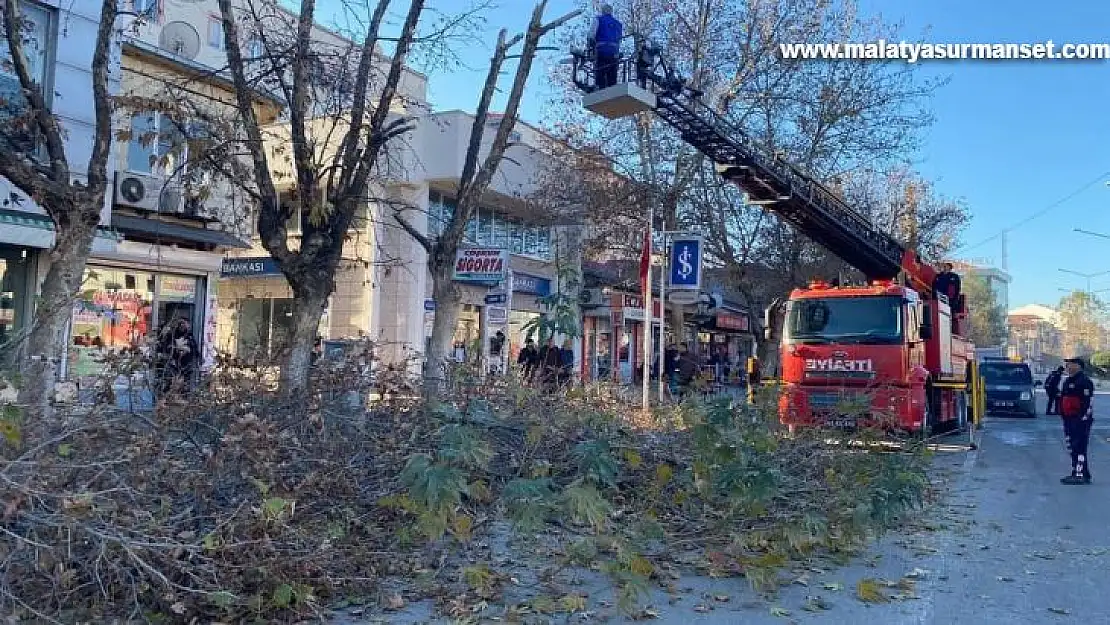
[114,172,161,212]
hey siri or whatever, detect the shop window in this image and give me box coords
[68,268,204,385]
[69,268,155,381]
[236,297,296,360]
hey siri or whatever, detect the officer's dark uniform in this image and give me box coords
[1044,367,1063,415]
[1058,358,1095,484]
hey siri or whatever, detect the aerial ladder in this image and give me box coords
[571,41,980,436]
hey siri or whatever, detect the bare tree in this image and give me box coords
[0,0,118,416]
[547,0,949,354]
[212,0,430,393]
[389,0,579,395]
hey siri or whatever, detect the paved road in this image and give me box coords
[347,394,1110,624]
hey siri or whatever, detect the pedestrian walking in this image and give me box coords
[588,4,622,89]
[155,317,198,406]
[1058,357,1095,485]
[517,338,539,382]
[1045,366,1064,415]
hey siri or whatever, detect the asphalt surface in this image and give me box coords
[344,392,1110,624]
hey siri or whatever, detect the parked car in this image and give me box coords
[980,359,1037,417]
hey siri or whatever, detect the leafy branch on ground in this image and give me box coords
[0,353,930,621]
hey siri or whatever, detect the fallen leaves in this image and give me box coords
[856,578,890,603]
[802,595,833,611]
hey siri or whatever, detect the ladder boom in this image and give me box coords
[572,44,908,282]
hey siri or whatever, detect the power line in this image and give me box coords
[955,170,1110,256]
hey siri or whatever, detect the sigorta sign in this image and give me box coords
[453,248,508,283]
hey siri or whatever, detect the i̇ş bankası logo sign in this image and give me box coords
[453,248,508,283]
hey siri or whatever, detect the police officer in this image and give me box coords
[1058,357,1095,485]
[588,4,622,89]
[1044,366,1064,415]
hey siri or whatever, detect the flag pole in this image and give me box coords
[642,229,652,413]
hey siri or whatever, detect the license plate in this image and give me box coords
[827,419,855,428]
[994,401,1014,407]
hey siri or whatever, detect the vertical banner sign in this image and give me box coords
[668,235,703,291]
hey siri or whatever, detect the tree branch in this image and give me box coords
[86,0,119,197]
[393,211,432,253]
[289,0,318,235]
[344,0,425,203]
[2,0,68,184]
[334,0,391,193]
[217,0,292,265]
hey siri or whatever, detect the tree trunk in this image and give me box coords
[424,261,461,399]
[19,222,97,418]
[282,288,328,395]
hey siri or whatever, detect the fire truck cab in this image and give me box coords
[778,279,972,434]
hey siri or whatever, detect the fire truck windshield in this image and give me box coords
[784,296,903,344]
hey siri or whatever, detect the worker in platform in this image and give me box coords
[588,4,622,89]
[1058,357,1095,485]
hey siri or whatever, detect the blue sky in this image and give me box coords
[313,0,1110,310]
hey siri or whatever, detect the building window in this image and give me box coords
[207,17,225,49]
[427,191,552,260]
[127,111,192,176]
[236,297,295,359]
[0,2,52,150]
[130,0,160,18]
[245,37,264,59]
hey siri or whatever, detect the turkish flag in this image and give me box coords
[640,229,651,296]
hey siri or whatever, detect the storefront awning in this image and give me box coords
[0,208,119,252]
[110,214,251,250]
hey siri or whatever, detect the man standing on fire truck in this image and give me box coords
[1059,357,1095,485]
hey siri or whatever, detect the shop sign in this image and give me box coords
[487,306,508,324]
[159,276,197,302]
[513,273,551,296]
[221,257,281,278]
[668,235,703,291]
[610,310,623,328]
[453,248,508,283]
[622,295,663,318]
[716,312,749,332]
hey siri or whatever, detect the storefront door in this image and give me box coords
[0,245,32,369]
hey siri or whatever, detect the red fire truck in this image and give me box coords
[573,42,972,434]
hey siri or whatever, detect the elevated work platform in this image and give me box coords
[582,83,657,119]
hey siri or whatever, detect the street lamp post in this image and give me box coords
[1058,268,1110,294]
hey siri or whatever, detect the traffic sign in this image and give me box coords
[668,290,699,305]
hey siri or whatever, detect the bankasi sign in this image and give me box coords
[804,358,874,373]
[453,248,508,283]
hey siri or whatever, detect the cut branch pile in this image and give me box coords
[0,360,930,621]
